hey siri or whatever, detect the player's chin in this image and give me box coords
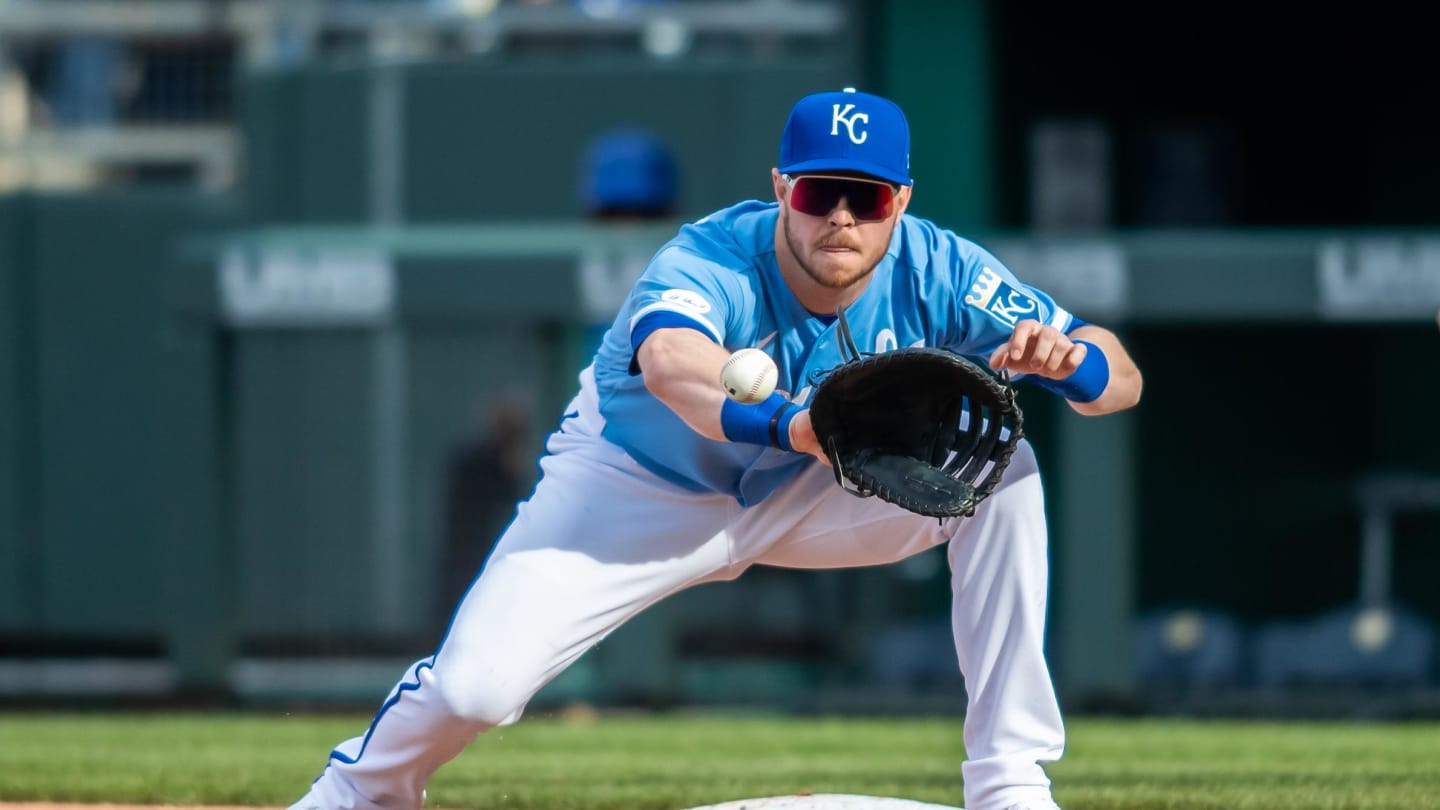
[811,250,872,286]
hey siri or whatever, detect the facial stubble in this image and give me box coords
[781,207,885,291]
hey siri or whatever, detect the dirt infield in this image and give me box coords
[0,805,272,810]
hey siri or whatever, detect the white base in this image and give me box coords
[686,795,961,810]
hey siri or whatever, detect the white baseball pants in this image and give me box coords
[298,371,1063,810]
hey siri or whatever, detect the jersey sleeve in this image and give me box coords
[623,244,745,365]
[947,237,1078,357]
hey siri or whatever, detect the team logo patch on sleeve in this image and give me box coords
[965,267,1039,327]
[661,288,713,314]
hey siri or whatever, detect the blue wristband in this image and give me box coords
[721,393,797,451]
[1028,340,1109,403]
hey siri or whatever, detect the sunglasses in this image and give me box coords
[783,174,900,221]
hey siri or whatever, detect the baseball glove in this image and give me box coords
[807,310,1024,519]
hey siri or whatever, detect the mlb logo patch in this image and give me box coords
[965,267,1039,327]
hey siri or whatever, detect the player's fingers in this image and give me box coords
[989,343,1011,370]
[1005,320,1038,361]
[789,410,830,465]
[1042,335,1080,376]
[1062,340,1089,374]
[1019,326,1060,369]
[1028,329,1061,372]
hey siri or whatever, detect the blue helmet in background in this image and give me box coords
[580,128,679,216]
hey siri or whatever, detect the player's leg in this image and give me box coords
[941,441,1062,810]
[740,440,1062,810]
[295,383,742,809]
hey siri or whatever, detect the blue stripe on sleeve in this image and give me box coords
[628,310,720,375]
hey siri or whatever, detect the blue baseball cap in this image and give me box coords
[580,127,678,213]
[778,88,911,186]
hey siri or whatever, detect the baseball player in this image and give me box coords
[288,88,1143,810]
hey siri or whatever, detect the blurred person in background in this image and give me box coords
[435,394,532,629]
[46,37,123,126]
[580,126,679,221]
[577,126,680,358]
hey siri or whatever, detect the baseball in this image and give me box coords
[720,348,778,404]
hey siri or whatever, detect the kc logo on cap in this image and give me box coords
[779,87,912,187]
[831,103,869,144]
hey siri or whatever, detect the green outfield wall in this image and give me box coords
[0,192,237,649]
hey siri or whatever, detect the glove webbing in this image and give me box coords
[823,305,872,497]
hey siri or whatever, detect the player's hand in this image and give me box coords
[988,319,1087,380]
[787,409,831,465]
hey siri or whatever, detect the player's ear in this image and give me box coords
[895,183,913,218]
[771,169,787,203]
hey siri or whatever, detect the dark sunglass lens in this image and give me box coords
[791,177,893,219]
[790,178,836,216]
[845,181,887,219]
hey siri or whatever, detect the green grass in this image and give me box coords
[0,712,1438,809]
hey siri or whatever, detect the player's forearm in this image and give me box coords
[636,328,733,441]
[1064,325,1143,416]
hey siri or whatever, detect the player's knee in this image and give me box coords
[431,663,532,728]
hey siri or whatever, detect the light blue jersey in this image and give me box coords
[592,200,1076,506]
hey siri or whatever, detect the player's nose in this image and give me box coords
[827,198,857,226]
